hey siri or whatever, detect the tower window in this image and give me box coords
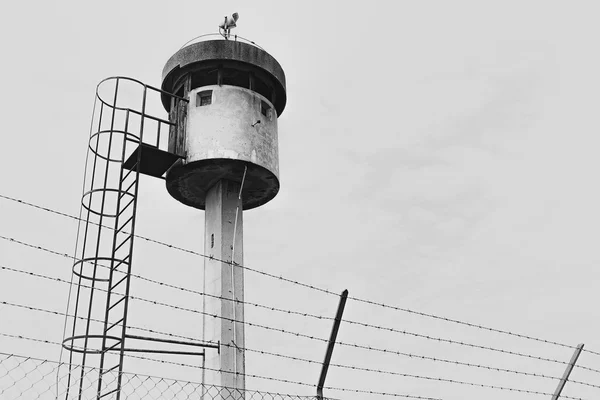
[197,90,212,106]
[261,100,270,118]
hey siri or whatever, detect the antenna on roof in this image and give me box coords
[219,12,239,40]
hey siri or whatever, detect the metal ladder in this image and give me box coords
[97,108,141,399]
[62,77,190,400]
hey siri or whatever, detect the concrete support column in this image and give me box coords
[202,179,245,397]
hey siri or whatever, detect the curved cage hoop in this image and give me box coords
[72,256,130,282]
[81,188,135,218]
[62,335,122,355]
[88,129,141,163]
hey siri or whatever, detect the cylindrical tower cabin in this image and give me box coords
[161,40,286,209]
[161,39,287,394]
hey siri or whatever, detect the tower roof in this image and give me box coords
[161,39,287,116]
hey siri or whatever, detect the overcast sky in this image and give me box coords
[1,1,600,399]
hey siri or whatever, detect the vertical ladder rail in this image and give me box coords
[64,99,105,400]
[114,86,147,400]
[78,77,120,400]
[97,105,133,398]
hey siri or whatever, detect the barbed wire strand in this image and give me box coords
[0,233,593,371]
[129,276,582,369]
[126,353,445,400]
[0,299,213,347]
[4,263,600,381]
[8,296,600,391]
[2,193,598,358]
[0,335,443,400]
[0,351,339,400]
[4,332,596,400]
[220,343,600,391]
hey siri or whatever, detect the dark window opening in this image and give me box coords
[222,68,250,88]
[191,69,219,89]
[190,64,274,101]
[197,90,212,106]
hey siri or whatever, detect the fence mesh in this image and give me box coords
[0,352,321,400]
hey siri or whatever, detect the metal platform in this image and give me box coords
[123,143,183,179]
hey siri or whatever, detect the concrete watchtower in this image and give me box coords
[161,35,286,392]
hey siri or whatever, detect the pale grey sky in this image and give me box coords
[1,1,599,399]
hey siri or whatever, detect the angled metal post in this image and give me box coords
[316,289,348,400]
[551,343,584,400]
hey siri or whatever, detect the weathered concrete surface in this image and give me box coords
[202,180,245,392]
[166,85,279,210]
[187,86,278,175]
[161,40,286,116]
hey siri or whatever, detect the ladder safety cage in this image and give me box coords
[60,77,196,400]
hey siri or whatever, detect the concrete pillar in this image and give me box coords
[202,179,245,397]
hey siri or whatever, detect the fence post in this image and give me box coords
[316,289,348,400]
[551,343,584,400]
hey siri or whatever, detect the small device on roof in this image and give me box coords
[219,12,239,39]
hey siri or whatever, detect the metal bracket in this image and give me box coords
[121,333,220,356]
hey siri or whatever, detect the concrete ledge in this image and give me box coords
[165,159,279,210]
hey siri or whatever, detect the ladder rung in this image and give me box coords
[117,197,135,218]
[116,216,133,234]
[111,255,130,272]
[121,166,136,183]
[120,180,137,199]
[107,295,126,312]
[106,317,125,333]
[99,387,120,398]
[114,235,132,254]
[104,340,122,354]
[109,275,128,292]
[101,363,120,376]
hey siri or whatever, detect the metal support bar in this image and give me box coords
[124,334,220,349]
[316,289,348,400]
[551,343,584,399]
[112,348,206,356]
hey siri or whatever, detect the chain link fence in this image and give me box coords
[0,352,322,400]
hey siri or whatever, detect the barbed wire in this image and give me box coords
[5,295,600,392]
[135,297,600,376]
[0,336,443,400]
[0,193,335,295]
[86,273,587,368]
[5,262,600,384]
[220,343,600,391]
[3,193,598,359]
[4,332,596,400]
[0,299,212,347]
[1,232,594,373]
[0,351,333,400]
[126,353,444,400]
[5,237,600,381]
